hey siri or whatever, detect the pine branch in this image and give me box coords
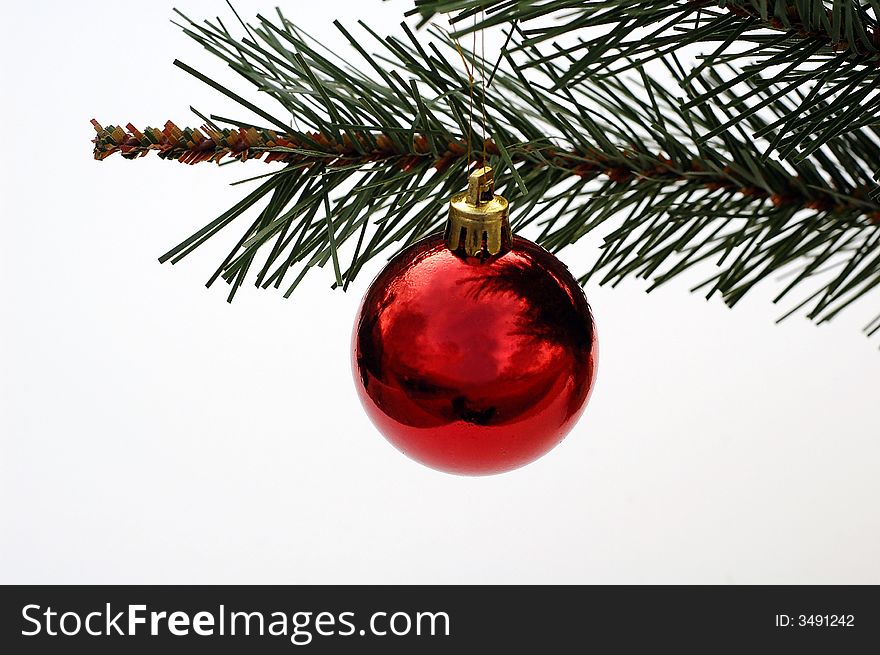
[415,0,880,60]
[93,7,880,335]
[413,1,880,159]
[91,120,878,221]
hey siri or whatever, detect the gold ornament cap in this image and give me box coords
[445,166,511,257]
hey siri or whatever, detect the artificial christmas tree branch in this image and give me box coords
[417,0,879,62]
[93,5,880,336]
[413,1,880,161]
[91,119,878,221]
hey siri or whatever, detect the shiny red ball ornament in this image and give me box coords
[352,167,597,475]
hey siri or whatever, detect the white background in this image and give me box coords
[1,0,878,584]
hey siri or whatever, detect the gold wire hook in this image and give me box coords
[480,8,488,171]
[451,12,480,195]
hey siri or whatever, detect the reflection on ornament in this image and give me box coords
[353,167,597,475]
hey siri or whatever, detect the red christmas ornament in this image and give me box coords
[352,167,597,475]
